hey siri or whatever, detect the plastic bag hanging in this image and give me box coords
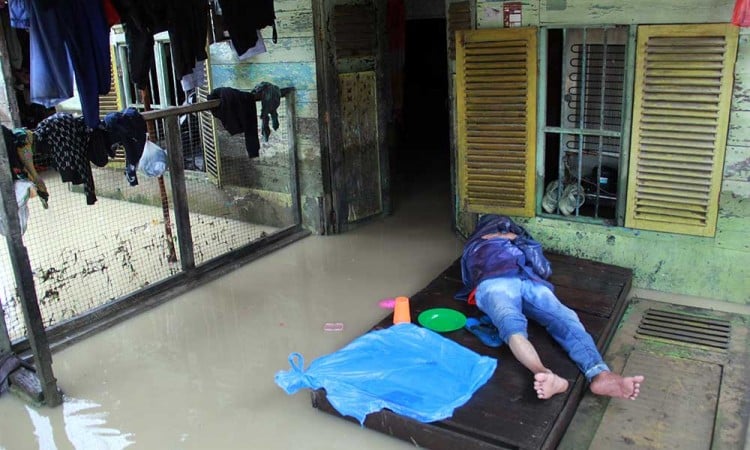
[734,0,750,26]
[138,138,168,178]
[0,180,34,237]
[275,323,497,424]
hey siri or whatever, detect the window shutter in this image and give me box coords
[98,70,121,118]
[197,82,221,187]
[456,27,537,217]
[625,24,739,237]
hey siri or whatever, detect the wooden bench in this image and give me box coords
[312,253,632,450]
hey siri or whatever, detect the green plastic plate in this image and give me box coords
[417,308,467,332]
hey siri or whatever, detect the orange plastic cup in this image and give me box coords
[393,296,411,324]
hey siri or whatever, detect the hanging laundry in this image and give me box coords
[235,31,267,61]
[180,60,206,94]
[110,0,208,93]
[14,129,49,208]
[8,0,30,29]
[216,0,277,57]
[103,108,147,186]
[35,113,97,205]
[251,82,281,142]
[28,0,111,129]
[101,0,121,28]
[2,125,25,179]
[207,87,260,159]
[0,179,34,237]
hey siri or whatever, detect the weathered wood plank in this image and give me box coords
[721,178,750,197]
[264,10,314,38]
[274,0,312,12]
[732,38,750,111]
[211,63,317,90]
[723,144,750,182]
[539,0,734,25]
[210,38,315,65]
[728,111,750,147]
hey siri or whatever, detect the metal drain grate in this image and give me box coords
[636,309,731,350]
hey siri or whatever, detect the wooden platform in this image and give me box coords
[311,252,633,450]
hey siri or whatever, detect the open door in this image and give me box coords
[314,0,390,234]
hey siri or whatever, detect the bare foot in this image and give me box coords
[590,371,644,400]
[533,371,569,399]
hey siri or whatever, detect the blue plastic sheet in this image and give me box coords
[274,323,497,424]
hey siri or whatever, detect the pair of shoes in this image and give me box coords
[465,316,503,347]
[559,184,585,215]
[542,181,562,213]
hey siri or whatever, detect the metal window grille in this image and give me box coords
[540,27,632,223]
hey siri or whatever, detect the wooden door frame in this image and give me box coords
[312,0,390,235]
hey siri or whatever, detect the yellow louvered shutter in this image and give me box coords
[456,27,537,217]
[626,24,739,237]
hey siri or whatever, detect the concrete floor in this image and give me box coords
[1,176,748,449]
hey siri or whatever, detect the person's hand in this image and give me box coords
[482,232,517,240]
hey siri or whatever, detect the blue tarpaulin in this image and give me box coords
[275,323,497,424]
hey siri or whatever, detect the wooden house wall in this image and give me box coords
[467,0,750,304]
[209,0,324,232]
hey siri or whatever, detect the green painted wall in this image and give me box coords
[209,0,325,233]
[466,1,750,304]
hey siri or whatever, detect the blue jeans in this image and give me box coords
[475,277,609,381]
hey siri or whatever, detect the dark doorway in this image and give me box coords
[391,18,450,203]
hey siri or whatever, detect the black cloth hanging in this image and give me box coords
[250,82,281,142]
[207,87,260,159]
[110,0,208,89]
[2,126,25,179]
[103,107,147,186]
[217,0,277,56]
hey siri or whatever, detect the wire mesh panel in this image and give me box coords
[0,134,181,342]
[185,95,295,266]
[1,89,301,343]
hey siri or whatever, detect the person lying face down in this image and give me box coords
[456,214,644,400]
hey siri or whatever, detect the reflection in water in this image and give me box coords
[24,406,56,450]
[25,397,134,449]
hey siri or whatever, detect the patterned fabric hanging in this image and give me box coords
[35,113,97,205]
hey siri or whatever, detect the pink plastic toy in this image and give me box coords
[378,298,396,309]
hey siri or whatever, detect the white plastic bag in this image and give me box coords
[0,180,34,237]
[138,139,168,177]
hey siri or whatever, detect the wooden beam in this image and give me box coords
[0,126,61,407]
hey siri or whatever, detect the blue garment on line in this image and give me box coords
[275,323,497,425]
[29,0,111,128]
[9,0,30,29]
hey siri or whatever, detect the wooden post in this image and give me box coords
[0,131,61,407]
[140,88,178,263]
[163,114,194,271]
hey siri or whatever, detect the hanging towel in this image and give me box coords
[207,87,260,158]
